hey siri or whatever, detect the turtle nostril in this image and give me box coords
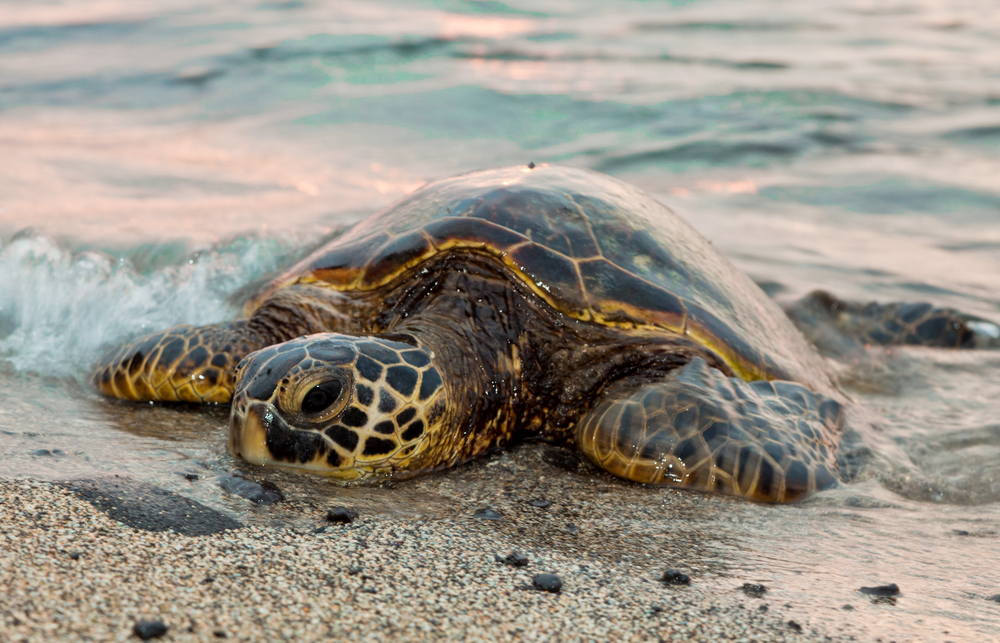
[302,379,344,414]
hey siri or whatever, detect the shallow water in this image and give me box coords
[1,0,999,639]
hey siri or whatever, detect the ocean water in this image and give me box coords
[1,0,999,639]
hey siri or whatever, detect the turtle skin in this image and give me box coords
[92,165,997,502]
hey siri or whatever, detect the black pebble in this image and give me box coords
[213,630,227,638]
[988,594,1000,603]
[527,161,536,169]
[183,473,199,481]
[787,620,802,633]
[528,499,552,508]
[953,529,971,536]
[496,552,529,567]
[68,551,82,560]
[565,524,579,535]
[758,604,768,613]
[326,507,358,524]
[31,449,53,456]
[842,604,854,610]
[473,507,502,520]
[859,583,900,597]
[133,620,168,640]
[218,476,284,505]
[660,570,690,585]
[542,448,580,472]
[532,573,562,593]
[741,583,768,598]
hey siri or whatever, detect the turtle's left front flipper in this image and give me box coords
[786,290,1000,354]
[575,358,843,502]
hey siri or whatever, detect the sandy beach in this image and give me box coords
[7,439,964,643]
[1,447,856,643]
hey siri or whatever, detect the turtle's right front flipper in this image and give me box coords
[93,321,261,403]
[785,290,1000,355]
[93,284,349,403]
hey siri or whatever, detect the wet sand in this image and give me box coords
[1,444,885,643]
[0,450,862,643]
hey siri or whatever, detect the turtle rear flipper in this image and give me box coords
[575,358,843,502]
[785,290,1000,355]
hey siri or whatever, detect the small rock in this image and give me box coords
[527,161,536,169]
[787,620,802,633]
[202,576,214,584]
[218,476,284,504]
[532,573,562,593]
[843,604,854,610]
[473,507,502,520]
[31,449,53,457]
[565,523,579,535]
[528,499,552,508]
[741,583,768,598]
[660,570,690,586]
[325,507,358,524]
[133,619,169,640]
[758,604,768,613]
[183,473,199,481]
[859,583,900,597]
[495,552,529,567]
[68,551,82,560]
[987,594,1000,603]
[213,631,227,638]
[952,529,971,536]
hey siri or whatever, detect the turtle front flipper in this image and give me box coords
[93,284,348,403]
[93,321,260,403]
[575,358,843,502]
[786,290,1000,355]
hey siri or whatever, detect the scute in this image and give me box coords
[256,165,832,389]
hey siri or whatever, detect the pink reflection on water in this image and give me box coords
[0,110,425,245]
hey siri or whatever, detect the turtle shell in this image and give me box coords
[258,165,831,389]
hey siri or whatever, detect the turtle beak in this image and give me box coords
[228,396,340,473]
[228,398,275,465]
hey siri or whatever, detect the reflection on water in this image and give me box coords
[1,0,999,639]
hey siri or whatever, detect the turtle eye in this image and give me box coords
[301,379,344,415]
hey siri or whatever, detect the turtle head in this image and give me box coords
[228,333,446,481]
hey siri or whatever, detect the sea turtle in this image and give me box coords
[92,165,998,502]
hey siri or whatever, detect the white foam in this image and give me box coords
[0,234,295,378]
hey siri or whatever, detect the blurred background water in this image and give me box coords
[1,1,999,639]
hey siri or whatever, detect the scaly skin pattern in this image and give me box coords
[226,334,445,480]
[576,358,843,503]
[93,322,252,403]
[92,284,351,403]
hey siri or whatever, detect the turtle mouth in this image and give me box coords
[228,400,372,480]
[229,401,331,471]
